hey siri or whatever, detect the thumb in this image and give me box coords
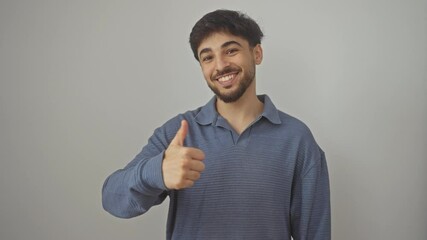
[170,120,188,146]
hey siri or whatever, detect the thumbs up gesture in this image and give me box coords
[162,120,205,190]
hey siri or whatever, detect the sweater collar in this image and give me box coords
[195,94,282,126]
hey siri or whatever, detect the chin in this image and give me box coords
[216,90,246,103]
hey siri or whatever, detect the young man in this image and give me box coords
[102,9,331,240]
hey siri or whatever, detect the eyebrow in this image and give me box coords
[198,40,243,58]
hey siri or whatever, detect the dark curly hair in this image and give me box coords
[189,9,264,61]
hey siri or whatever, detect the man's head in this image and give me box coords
[189,10,264,103]
[189,9,264,61]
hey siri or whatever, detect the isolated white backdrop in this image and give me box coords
[1,1,426,239]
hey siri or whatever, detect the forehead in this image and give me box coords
[197,32,249,54]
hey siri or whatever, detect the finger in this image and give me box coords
[178,179,194,189]
[170,120,188,146]
[185,170,201,181]
[188,160,205,172]
[187,147,205,160]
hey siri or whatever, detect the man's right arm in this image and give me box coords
[102,118,205,218]
[101,126,171,218]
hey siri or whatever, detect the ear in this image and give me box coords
[253,44,263,65]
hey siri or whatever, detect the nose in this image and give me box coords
[214,55,230,73]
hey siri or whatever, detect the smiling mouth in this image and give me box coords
[217,73,237,82]
[214,72,238,88]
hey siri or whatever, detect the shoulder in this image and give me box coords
[260,95,315,143]
[152,107,204,141]
[276,110,324,156]
[280,111,311,133]
[275,110,326,177]
[266,109,316,144]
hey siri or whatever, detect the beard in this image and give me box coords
[207,64,256,103]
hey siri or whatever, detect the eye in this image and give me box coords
[226,48,238,55]
[201,55,213,62]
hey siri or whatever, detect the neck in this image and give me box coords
[216,82,264,134]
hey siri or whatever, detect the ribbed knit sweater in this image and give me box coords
[102,95,330,240]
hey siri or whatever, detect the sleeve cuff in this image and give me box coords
[140,151,168,191]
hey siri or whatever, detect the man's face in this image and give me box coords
[197,32,263,103]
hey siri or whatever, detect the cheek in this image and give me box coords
[201,66,213,81]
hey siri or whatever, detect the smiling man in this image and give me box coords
[102,9,331,240]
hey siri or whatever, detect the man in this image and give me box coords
[102,9,330,240]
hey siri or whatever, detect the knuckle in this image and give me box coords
[186,181,194,188]
[181,148,190,155]
[175,182,183,189]
[194,162,204,171]
[178,181,191,189]
[180,158,190,168]
[179,171,187,179]
[174,179,185,190]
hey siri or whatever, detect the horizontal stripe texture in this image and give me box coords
[102,95,330,240]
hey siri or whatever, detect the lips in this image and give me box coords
[218,74,235,82]
[214,72,239,88]
[217,73,237,88]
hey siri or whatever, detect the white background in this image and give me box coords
[1,0,426,239]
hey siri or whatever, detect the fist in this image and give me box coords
[162,120,205,190]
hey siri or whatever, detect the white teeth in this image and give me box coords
[218,74,234,82]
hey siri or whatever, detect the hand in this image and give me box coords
[162,120,205,190]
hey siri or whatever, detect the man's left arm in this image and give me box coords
[290,147,331,240]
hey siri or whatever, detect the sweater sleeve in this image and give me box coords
[290,146,331,240]
[102,125,173,219]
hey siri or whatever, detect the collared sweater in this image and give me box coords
[102,95,331,240]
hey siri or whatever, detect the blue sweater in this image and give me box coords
[102,95,330,240]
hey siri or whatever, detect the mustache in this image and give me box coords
[211,66,241,80]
